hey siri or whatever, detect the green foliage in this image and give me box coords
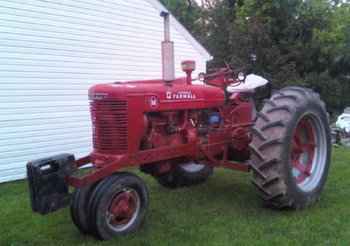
[161,0,350,116]
[159,0,204,41]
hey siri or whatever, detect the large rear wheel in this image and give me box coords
[250,87,331,209]
[155,161,213,188]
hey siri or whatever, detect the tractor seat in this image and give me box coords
[226,74,269,93]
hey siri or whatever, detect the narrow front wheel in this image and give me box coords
[88,172,149,240]
[70,183,98,234]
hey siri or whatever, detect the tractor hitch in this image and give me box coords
[27,154,76,215]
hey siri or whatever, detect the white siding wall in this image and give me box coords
[0,0,210,182]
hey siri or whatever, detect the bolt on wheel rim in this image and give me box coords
[291,114,327,192]
[106,188,140,232]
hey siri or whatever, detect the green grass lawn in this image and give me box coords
[1,147,350,246]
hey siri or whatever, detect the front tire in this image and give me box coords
[88,172,149,240]
[250,87,331,209]
[70,183,98,234]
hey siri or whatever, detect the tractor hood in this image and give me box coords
[89,78,225,112]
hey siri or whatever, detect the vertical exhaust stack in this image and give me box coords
[160,11,175,82]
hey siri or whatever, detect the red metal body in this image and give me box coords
[67,70,254,188]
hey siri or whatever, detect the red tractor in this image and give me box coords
[27,12,331,240]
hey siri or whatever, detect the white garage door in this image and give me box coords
[0,0,210,182]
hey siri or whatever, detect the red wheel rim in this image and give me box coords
[107,189,139,228]
[291,117,316,184]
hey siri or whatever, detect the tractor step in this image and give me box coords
[27,154,75,215]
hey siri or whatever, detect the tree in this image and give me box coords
[161,0,350,114]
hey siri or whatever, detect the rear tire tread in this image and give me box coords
[250,86,331,209]
[261,120,286,131]
[258,138,282,151]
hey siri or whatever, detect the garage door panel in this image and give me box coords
[0,138,91,156]
[0,122,91,136]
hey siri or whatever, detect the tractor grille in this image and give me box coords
[90,100,128,154]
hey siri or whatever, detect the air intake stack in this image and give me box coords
[160,11,175,82]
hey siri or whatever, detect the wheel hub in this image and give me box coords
[291,114,327,192]
[107,189,139,229]
[291,117,316,184]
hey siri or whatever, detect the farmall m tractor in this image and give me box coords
[27,12,331,240]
